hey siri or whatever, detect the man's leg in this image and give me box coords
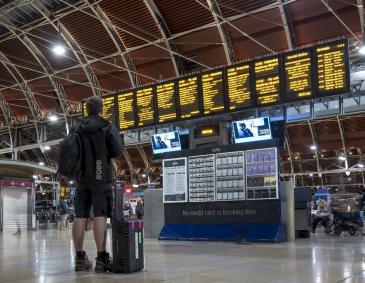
[93,217,107,252]
[92,183,113,272]
[73,182,92,271]
[73,218,86,250]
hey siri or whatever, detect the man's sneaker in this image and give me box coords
[95,253,113,273]
[75,254,92,271]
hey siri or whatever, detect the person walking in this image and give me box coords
[136,198,144,220]
[72,97,123,272]
[57,198,69,231]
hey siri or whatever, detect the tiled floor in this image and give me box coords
[0,230,365,283]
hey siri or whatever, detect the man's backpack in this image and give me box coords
[58,126,82,178]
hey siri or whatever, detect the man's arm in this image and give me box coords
[107,125,123,159]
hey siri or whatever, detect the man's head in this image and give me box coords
[239,123,246,131]
[86,96,103,116]
[156,136,161,142]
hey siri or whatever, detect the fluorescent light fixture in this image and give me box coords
[69,180,74,185]
[345,171,351,176]
[310,145,317,150]
[309,173,313,177]
[32,175,38,179]
[359,45,365,55]
[53,45,66,56]
[132,184,138,188]
[44,145,51,151]
[141,173,147,178]
[358,163,364,168]
[49,115,58,122]
[38,162,44,166]
[338,156,346,161]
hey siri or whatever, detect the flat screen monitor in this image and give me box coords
[232,117,272,143]
[151,131,182,154]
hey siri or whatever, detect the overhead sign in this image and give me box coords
[82,39,350,130]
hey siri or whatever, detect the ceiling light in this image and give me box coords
[49,115,58,122]
[44,145,51,151]
[345,171,351,176]
[132,184,138,188]
[358,163,364,168]
[32,175,38,179]
[53,44,66,56]
[309,173,313,177]
[141,173,147,178]
[38,162,44,166]
[310,145,317,150]
[359,45,365,55]
[338,156,346,161]
[69,180,74,185]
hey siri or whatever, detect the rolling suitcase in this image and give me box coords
[112,182,144,273]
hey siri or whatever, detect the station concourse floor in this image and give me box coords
[1,230,365,283]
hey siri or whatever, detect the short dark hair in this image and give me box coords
[86,96,103,115]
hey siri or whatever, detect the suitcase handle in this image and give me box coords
[113,181,125,223]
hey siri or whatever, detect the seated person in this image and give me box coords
[312,199,330,233]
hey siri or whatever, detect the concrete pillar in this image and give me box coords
[280,181,295,241]
[144,189,164,238]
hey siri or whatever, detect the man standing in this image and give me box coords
[73,97,123,272]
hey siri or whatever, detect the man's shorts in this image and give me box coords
[74,182,113,218]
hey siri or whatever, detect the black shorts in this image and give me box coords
[74,182,113,218]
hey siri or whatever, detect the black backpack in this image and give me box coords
[58,126,82,178]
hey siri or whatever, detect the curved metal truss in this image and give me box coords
[32,1,103,98]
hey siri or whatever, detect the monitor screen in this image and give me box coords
[232,117,272,143]
[151,131,182,154]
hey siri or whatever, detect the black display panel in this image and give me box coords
[178,76,200,119]
[227,64,251,110]
[201,70,225,115]
[156,81,177,123]
[283,49,313,101]
[136,87,155,127]
[102,96,117,124]
[254,56,281,106]
[315,40,350,96]
[117,91,135,130]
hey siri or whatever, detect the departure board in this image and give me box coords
[136,87,154,126]
[202,70,225,115]
[102,96,116,124]
[254,57,280,105]
[284,49,312,100]
[178,76,200,119]
[316,40,349,95]
[156,82,177,123]
[227,64,251,110]
[118,92,135,130]
[82,102,88,117]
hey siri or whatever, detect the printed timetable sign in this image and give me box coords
[136,87,154,126]
[118,92,135,130]
[283,49,313,100]
[202,70,225,115]
[254,57,280,106]
[178,76,200,119]
[227,64,251,110]
[102,96,117,124]
[163,158,188,203]
[316,40,349,96]
[156,81,177,123]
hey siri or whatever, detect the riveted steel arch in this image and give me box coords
[143,0,185,76]
[0,51,42,144]
[277,0,296,50]
[32,1,103,97]
[86,0,141,88]
[2,21,71,131]
[206,0,236,65]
